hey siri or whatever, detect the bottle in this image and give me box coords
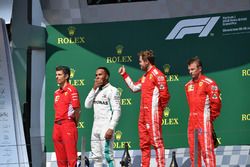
[120,142,131,167]
[169,151,178,167]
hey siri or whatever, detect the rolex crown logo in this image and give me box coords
[117,88,123,97]
[116,45,124,55]
[67,26,76,36]
[115,130,122,141]
[164,107,170,117]
[70,68,76,78]
[163,64,171,74]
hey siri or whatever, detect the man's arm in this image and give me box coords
[70,87,81,124]
[84,89,96,109]
[105,88,121,140]
[118,65,141,92]
[208,82,222,122]
[155,73,170,109]
[74,107,81,125]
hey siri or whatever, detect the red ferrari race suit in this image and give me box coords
[121,66,170,167]
[53,83,80,167]
[185,75,221,167]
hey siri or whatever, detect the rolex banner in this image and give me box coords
[45,10,250,154]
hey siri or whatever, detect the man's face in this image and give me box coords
[188,62,202,80]
[56,70,68,85]
[139,56,149,71]
[95,69,108,85]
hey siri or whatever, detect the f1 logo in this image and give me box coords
[165,16,220,40]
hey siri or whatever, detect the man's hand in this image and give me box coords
[93,79,103,90]
[118,65,126,75]
[73,108,81,126]
[105,129,114,140]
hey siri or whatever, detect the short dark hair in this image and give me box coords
[97,67,110,77]
[56,66,70,82]
[138,50,155,65]
[187,56,203,68]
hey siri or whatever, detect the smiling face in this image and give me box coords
[188,61,202,81]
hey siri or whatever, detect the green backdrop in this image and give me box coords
[45,10,250,152]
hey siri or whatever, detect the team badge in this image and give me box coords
[199,82,203,87]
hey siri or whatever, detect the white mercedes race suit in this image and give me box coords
[85,83,121,167]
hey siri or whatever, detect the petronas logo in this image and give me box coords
[164,107,170,117]
[163,64,171,74]
[70,68,76,78]
[116,45,124,55]
[67,26,76,36]
[115,130,122,141]
[117,88,123,97]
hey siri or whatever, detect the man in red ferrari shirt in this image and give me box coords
[118,50,170,167]
[53,66,81,167]
[185,57,221,167]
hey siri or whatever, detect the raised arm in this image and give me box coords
[118,65,141,92]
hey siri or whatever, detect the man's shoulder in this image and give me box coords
[105,84,120,96]
[66,84,78,93]
[54,89,60,94]
[201,75,216,85]
[151,66,165,76]
[107,83,119,91]
[185,80,192,88]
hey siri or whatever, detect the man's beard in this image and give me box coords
[141,64,148,71]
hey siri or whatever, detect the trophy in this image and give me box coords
[120,142,131,167]
[169,151,178,167]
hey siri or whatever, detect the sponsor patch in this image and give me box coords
[188,85,194,91]
[149,74,153,80]
[211,85,218,91]
[212,94,218,99]
[55,95,60,102]
[159,84,165,90]
[141,76,145,83]
[157,76,165,81]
